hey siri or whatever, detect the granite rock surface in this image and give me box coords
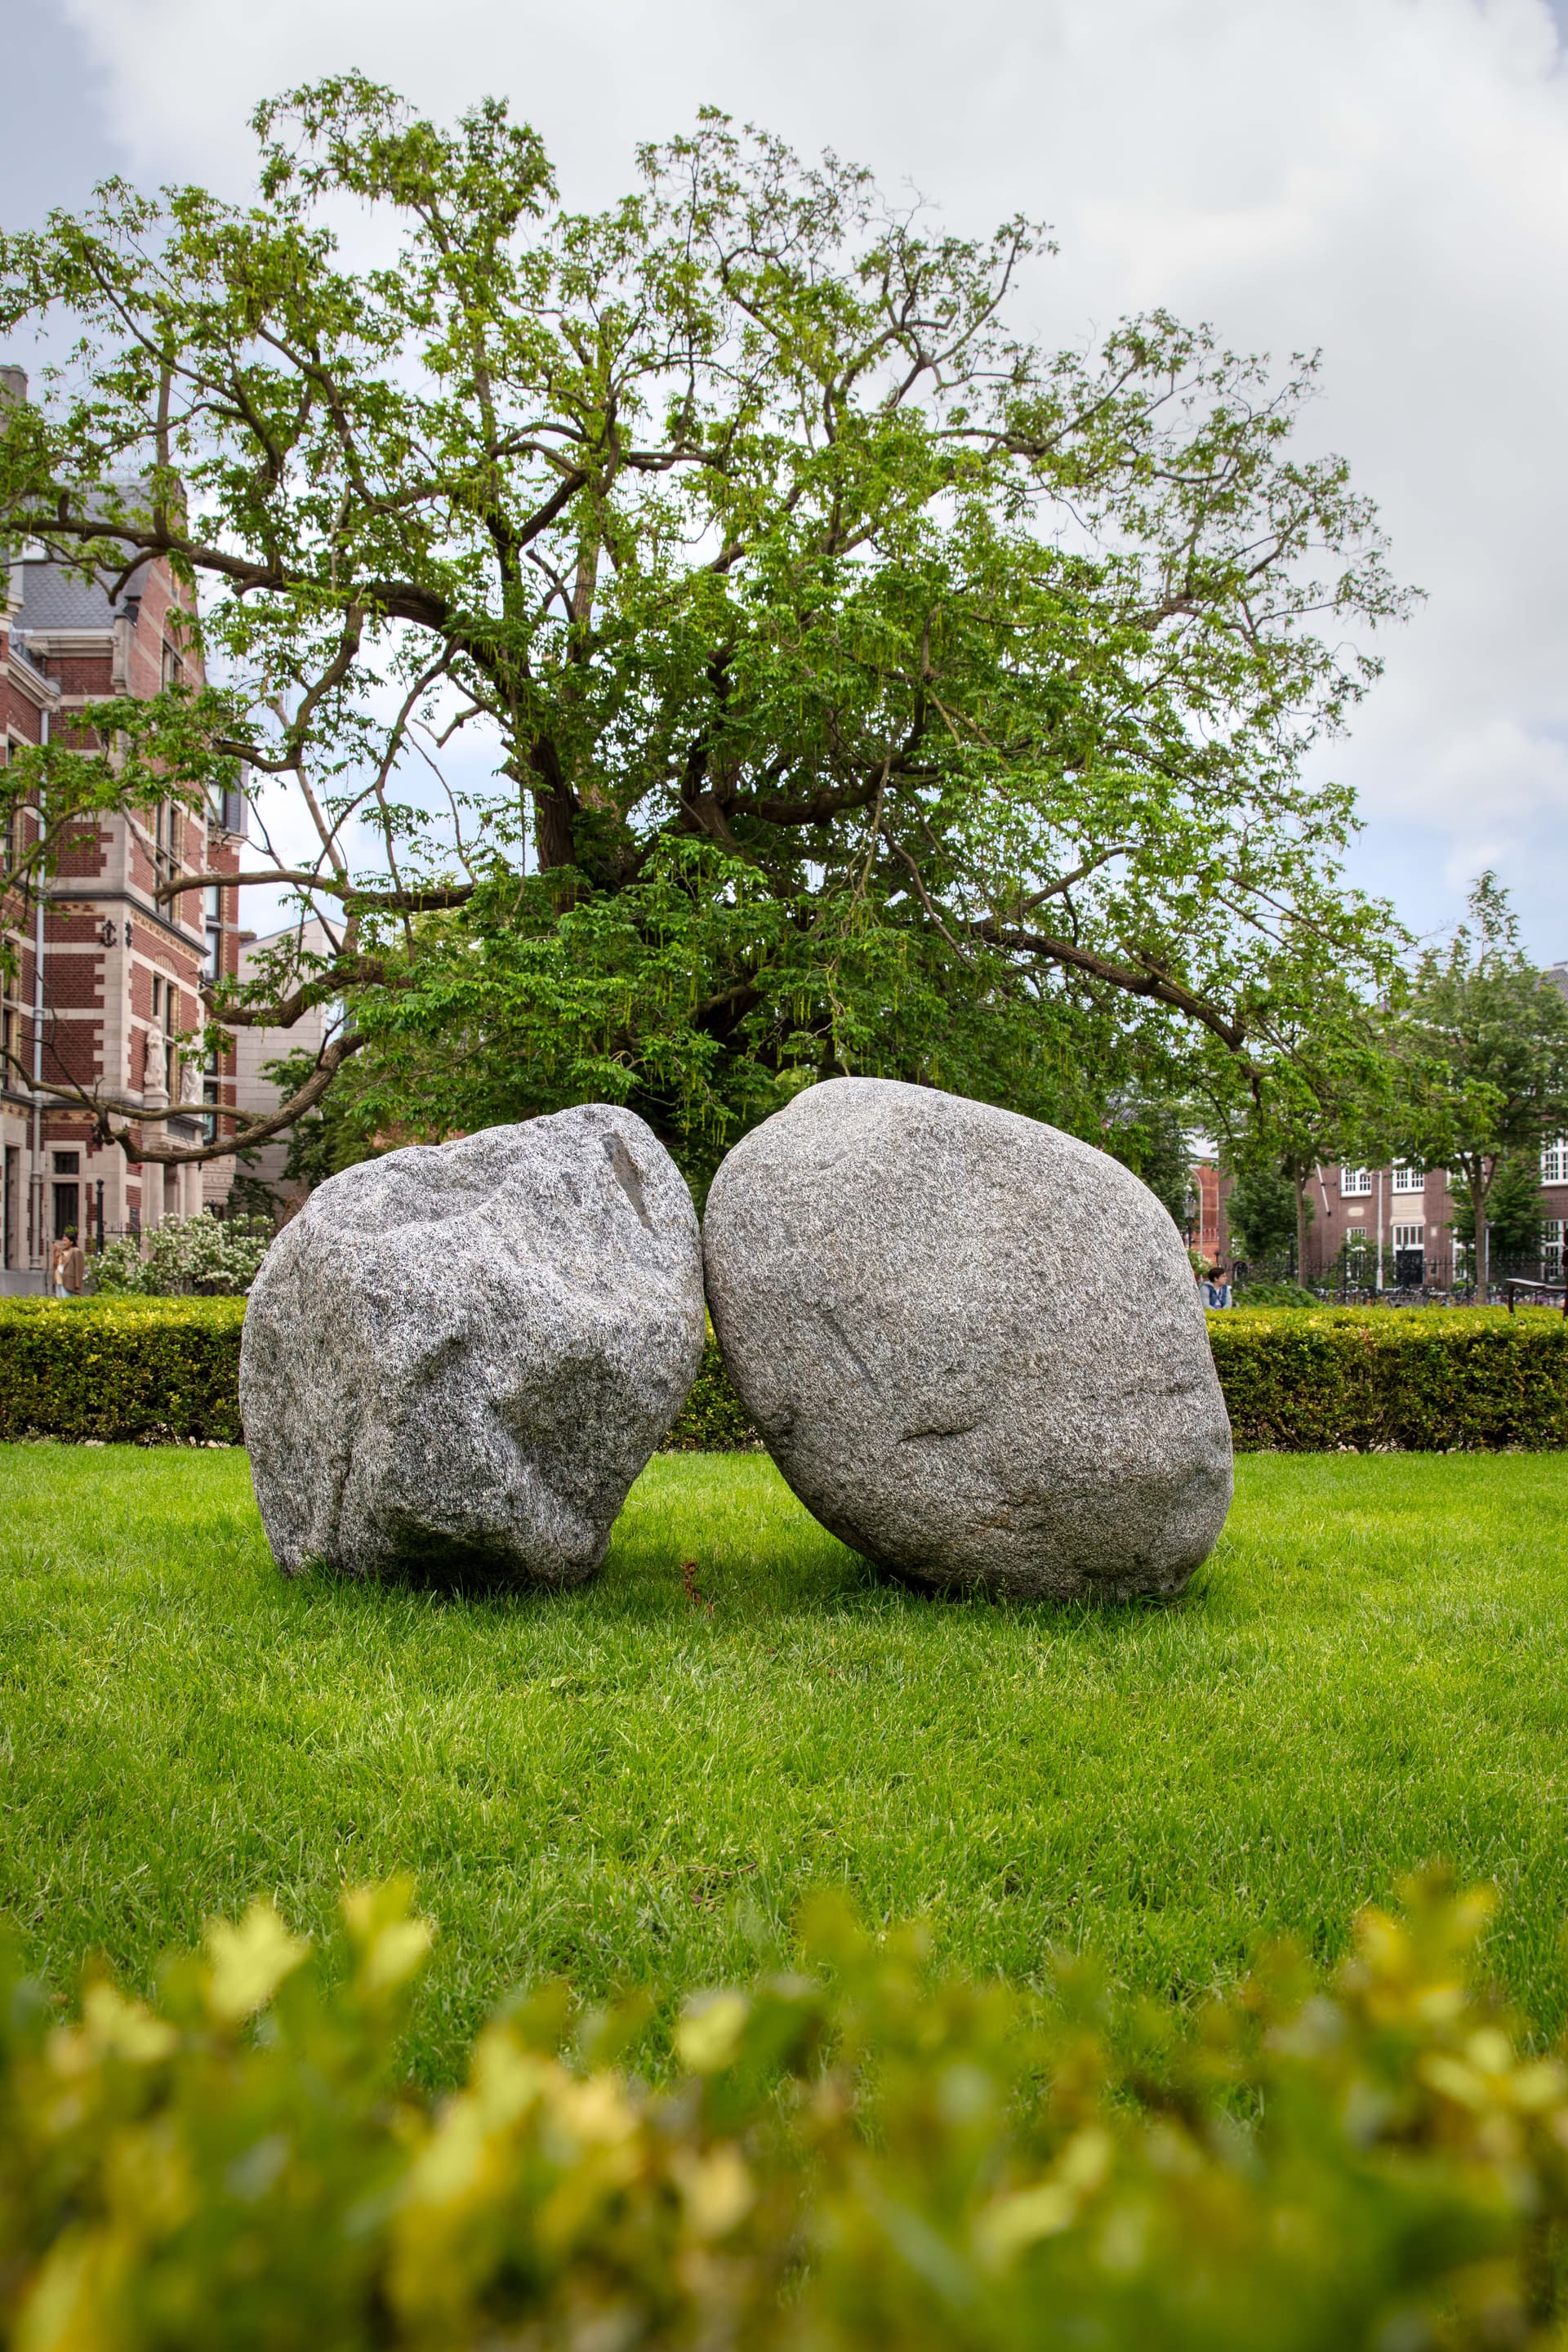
[702,1078,1232,1600]
[241,1107,705,1585]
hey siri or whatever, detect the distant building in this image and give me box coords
[1,368,243,1290]
[1308,1149,1568,1290]
[232,918,332,1214]
[1187,1156,1230,1268]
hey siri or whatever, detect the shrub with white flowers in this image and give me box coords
[92,1210,274,1297]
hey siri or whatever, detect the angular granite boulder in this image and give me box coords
[702,1079,1232,1600]
[241,1108,705,1586]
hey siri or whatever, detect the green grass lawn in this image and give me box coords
[2,1442,1566,2080]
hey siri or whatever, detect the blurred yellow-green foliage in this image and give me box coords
[5,1873,1568,2348]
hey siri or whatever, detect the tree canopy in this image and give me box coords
[1392,873,1568,1285]
[0,75,1410,1176]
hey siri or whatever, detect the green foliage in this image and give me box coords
[6,1299,1566,1453]
[1450,1151,1548,1262]
[0,76,1410,1174]
[666,1328,759,1450]
[1230,1277,1320,1308]
[3,1869,1568,2349]
[0,1298,243,1442]
[1099,1094,1190,1229]
[1213,1304,1568,1450]
[1395,873,1568,1275]
[222,1172,288,1225]
[679,1307,1568,1455]
[1227,1161,1301,1262]
[91,1211,273,1298]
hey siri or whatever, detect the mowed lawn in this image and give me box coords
[2,1442,1566,2080]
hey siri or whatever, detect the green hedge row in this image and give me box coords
[673,1308,1568,1454]
[2,1298,1565,1452]
[665,1329,760,1450]
[0,1297,245,1444]
[1209,1304,1568,1451]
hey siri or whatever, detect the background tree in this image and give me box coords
[1225,1160,1298,1267]
[1200,964,1401,1278]
[1447,1152,1547,1274]
[1393,874,1568,1292]
[0,77,1409,1176]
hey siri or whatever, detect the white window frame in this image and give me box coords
[1339,1165,1373,1196]
[1542,1138,1568,1186]
[1391,1162,1424,1194]
[1545,1220,1564,1282]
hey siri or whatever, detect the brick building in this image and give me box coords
[1303,1147,1568,1290]
[2,389,244,1290]
[1188,1157,1228,1268]
[231,917,332,1214]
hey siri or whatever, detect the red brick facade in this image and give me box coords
[2,532,243,1285]
[1304,1155,1568,1290]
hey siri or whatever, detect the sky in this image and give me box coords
[3,0,1566,964]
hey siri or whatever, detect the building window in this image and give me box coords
[1392,1221,1425,1285]
[1546,1221,1565,1284]
[151,798,184,883]
[202,1045,221,1143]
[1340,1166,1373,1196]
[160,640,185,690]
[1543,1138,1568,1185]
[52,1151,81,1246]
[208,779,247,839]
[203,884,223,982]
[149,976,176,1095]
[1392,1162,1424,1193]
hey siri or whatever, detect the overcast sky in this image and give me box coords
[5,0,1566,963]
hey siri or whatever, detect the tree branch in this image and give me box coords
[90,1029,366,1167]
[157,867,474,913]
[977,919,1249,1052]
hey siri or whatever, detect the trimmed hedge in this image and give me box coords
[0,1297,245,1444]
[665,1329,760,1450]
[1210,1304,1568,1451]
[673,1307,1568,1454]
[2,1298,1565,1453]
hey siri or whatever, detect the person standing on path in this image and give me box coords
[54,1229,85,1298]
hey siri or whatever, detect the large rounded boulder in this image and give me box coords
[241,1107,705,1586]
[702,1079,1232,1600]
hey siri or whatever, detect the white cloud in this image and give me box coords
[55,0,1568,957]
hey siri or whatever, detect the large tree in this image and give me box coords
[0,78,1407,1172]
[1392,874,1568,1292]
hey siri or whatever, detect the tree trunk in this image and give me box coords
[532,785,576,871]
[527,739,578,871]
[1471,1156,1490,1301]
[1292,1159,1310,1282]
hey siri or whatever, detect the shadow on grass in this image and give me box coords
[284,1507,1215,1634]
